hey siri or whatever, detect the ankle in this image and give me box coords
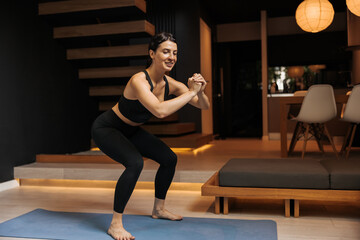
[153,197,165,211]
[110,211,124,227]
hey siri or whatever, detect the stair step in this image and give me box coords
[39,0,146,15]
[89,85,125,96]
[14,162,215,184]
[67,44,148,60]
[99,102,116,111]
[54,20,155,39]
[79,65,144,79]
[142,123,196,135]
[36,153,117,164]
[161,133,213,148]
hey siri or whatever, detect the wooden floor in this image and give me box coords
[1,138,360,240]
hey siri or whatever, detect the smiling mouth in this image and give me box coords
[165,62,174,67]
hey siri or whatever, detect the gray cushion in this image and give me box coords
[219,158,329,189]
[320,159,360,190]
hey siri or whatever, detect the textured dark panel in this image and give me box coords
[0,0,96,183]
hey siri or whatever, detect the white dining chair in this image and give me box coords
[340,84,360,159]
[288,84,339,159]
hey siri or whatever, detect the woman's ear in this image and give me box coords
[149,49,155,60]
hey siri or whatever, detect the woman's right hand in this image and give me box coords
[188,77,202,94]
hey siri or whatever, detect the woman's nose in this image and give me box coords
[169,53,175,60]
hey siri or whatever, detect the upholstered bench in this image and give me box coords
[201,158,360,217]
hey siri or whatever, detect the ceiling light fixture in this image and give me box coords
[295,0,335,33]
[346,0,360,16]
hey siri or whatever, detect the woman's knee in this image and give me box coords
[126,155,144,173]
[162,151,177,168]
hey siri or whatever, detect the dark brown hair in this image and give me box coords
[148,32,177,52]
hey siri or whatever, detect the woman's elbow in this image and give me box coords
[153,108,168,119]
[200,103,210,110]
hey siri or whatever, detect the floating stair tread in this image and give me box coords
[39,0,146,15]
[79,66,145,79]
[142,123,196,135]
[67,44,148,60]
[54,20,155,39]
[161,133,213,148]
[36,153,117,164]
[89,85,125,96]
[99,102,116,111]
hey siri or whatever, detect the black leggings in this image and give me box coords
[91,110,177,213]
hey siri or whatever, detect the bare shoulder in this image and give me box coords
[129,72,148,88]
[130,71,146,83]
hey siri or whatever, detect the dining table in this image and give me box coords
[279,94,349,157]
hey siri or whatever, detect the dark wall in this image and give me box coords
[0,1,94,183]
[173,0,202,132]
[268,31,350,67]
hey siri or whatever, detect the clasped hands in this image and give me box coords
[188,73,207,94]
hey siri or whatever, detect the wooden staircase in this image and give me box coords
[35,0,212,164]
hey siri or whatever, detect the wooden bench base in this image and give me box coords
[201,172,360,217]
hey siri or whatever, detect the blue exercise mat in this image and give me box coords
[0,209,277,240]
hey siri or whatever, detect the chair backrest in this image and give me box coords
[287,91,308,119]
[342,84,360,124]
[296,84,337,123]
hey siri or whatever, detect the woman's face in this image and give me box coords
[150,40,177,72]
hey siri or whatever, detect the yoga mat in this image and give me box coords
[0,209,277,240]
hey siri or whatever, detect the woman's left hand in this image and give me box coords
[192,73,207,92]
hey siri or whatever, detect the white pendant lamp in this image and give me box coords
[295,0,335,33]
[347,0,360,16]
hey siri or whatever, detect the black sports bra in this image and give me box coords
[118,70,169,123]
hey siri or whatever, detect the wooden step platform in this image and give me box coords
[54,20,155,39]
[142,123,196,135]
[14,162,215,184]
[79,65,144,79]
[39,0,146,15]
[36,152,117,164]
[67,44,148,60]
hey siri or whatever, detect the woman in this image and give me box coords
[91,32,210,240]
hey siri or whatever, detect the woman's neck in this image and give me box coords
[147,65,165,83]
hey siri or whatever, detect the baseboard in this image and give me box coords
[0,179,20,192]
[268,132,292,140]
[269,132,344,144]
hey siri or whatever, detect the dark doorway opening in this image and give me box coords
[215,41,262,138]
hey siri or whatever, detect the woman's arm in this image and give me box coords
[130,74,202,118]
[169,74,210,110]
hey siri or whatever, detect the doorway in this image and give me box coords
[215,41,262,138]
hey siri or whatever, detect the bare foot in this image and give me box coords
[108,224,135,240]
[152,209,183,221]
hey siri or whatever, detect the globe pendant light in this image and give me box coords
[296,0,335,33]
[347,0,360,16]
